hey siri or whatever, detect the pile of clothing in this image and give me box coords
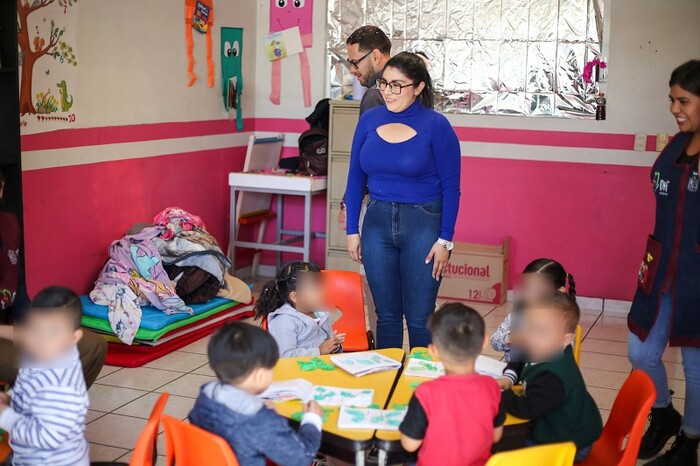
[88,207,252,345]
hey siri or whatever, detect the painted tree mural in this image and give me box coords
[17,0,77,116]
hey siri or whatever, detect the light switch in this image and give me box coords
[634,132,647,151]
[656,133,669,152]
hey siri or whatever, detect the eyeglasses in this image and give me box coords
[376,79,416,95]
[348,50,373,70]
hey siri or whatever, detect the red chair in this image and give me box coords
[321,270,374,351]
[129,392,170,466]
[162,415,240,466]
[578,370,657,466]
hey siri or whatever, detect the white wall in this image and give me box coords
[74,0,257,128]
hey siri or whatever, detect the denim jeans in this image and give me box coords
[628,294,700,436]
[361,199,442,349]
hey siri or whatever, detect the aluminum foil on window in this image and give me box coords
[328,0,604,118]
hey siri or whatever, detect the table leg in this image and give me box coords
[228,187,237,275]
[276,194,283,270]
[377,449,387,466]
[303,191,311,262]
[354,450,365,466]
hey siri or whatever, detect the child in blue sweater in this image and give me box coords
[189,322,323,466]
[255,262,345,357]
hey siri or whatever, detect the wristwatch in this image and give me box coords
[339,200,347,211]
[437,238,454,251]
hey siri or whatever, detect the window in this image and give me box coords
[328,0,605,118]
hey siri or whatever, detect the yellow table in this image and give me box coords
[374,348,529,465]
[272,348,405,465]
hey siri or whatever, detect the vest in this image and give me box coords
[521,346,603,448]
[629,131,700,347]
[0,212,20,312]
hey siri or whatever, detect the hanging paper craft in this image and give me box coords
[192,0,211,34]
[337,406,407,430]
[18,0,79,133]
[263,27,303,61]
[403,358,445,379]
[268,0,313,106]
[185,0,214,87]
[221,27,243,131]
[330,352,402,377]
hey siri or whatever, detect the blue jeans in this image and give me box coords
[361,199,442,349]
[628,294,700,436]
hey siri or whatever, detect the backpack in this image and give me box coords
[298,127,329,176]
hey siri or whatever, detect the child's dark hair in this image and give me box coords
[29,286,82,330]
[345,25,391,56]
[429,303,485,361]
[523,258,576,298]
[531,291,581,334]
[669,60,700,96]
[208,322,279,383]
[255,261,321,318]
[383,52,434,109]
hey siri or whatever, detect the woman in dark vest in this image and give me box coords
[628,60,700,466]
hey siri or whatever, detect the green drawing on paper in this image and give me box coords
[345,408,366,423]
[409,381,422,389]
[391,403,408,410]
[368,403,380,409]
[409,350,432,361]
[291,408,332,423]
[297,357,335,371]
[420,361,439,372]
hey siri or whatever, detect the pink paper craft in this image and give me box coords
[269,0,313,106]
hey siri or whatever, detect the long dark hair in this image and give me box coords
[383,51,434,109]
[669,60,700,96]
[254,261,321,318]
[523,258,576,298]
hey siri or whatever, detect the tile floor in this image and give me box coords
[85,299,687,465]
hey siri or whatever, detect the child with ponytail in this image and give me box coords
[255,262,345,358]
[490,258,576,362]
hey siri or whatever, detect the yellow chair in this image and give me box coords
[573,324,583,365]
[486,442,577,466]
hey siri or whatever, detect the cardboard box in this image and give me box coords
[438,237,510,305]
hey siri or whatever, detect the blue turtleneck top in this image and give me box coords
[345,100,461,240]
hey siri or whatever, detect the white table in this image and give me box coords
[228,172,327,274]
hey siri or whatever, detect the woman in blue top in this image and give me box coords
[345,52,461,349]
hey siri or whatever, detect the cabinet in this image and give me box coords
[325,100,360,271]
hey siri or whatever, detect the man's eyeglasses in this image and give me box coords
[376,79,416,95]
[348,50,373,70]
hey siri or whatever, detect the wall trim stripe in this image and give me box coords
[21,117,663,154]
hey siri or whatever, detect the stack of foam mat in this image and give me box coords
[80,296,254,367]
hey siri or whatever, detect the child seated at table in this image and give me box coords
[0,287,89,466]
[399,303,506,466]
[501,292,602,463]
[491,258,576,363]
[189,322,323,466]
[255,261,345,357]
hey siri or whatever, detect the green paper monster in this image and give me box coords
[221,27,243,131]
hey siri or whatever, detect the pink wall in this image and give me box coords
[22,146,248,295]
[455,158,654,300]
[20,119,657,301]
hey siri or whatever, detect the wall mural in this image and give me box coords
[18,0,78,133]
[328,0,606,118]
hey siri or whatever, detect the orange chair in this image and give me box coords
[578,370,656,466]
[162,415,240,466]
[129,392,170,466]
[322,270,374,351]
